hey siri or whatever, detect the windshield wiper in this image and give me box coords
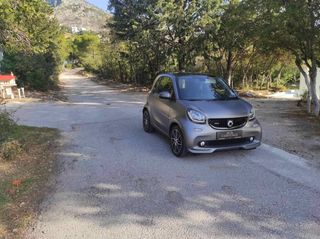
[186,99,218,101]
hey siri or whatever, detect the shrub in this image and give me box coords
[0,140,23,161]
[0,110,16,143]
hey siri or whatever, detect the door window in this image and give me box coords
[157,77,174,93]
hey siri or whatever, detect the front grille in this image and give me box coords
[208,117,248,129]
[203,138,251,148]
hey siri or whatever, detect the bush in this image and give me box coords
[2,51,61,91]
[0,108,20,161]
[0,110,16,143]
[0,140,23,161]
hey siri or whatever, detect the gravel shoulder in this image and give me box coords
[249,99,320,167]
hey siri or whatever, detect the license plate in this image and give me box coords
[217,131,242,140]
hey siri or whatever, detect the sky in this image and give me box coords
[87,0,109,11]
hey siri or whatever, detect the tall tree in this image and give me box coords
[156,0,221,71]
[109,0,166,82]
[215,0,256,86]
[245,0,320,115]
[0,0,64,90]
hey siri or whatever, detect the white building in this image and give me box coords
[0,74,17,99]
[71,26,87,34]
[300,68,320,97]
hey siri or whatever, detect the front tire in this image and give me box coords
[143,110,154,133]
[170,125,188,157]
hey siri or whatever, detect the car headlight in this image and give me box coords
[249,108,256,121]
[187,109,206,124]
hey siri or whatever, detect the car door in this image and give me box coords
[148,76,161,124]
[152,76,175,133]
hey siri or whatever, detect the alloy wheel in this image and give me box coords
[143,110,154,133]
[170,126,187,157]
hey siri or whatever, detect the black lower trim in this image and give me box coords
[200,137,252,148]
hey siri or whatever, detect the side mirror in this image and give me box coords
[159,91,172,100]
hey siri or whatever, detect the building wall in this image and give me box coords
[300,68,320,97]
[0,79,16,86]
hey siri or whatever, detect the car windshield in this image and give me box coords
[177,75,238,101]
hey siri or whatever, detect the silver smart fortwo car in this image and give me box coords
[143,73,262,157]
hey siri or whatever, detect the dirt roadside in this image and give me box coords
[249,99,320,167]
[0,126,59,238]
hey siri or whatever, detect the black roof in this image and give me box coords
[159,72,217,77]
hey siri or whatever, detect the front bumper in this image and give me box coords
[180,118,262,154]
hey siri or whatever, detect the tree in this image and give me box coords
[109,0,167,83]
[244,0,320,115]
[103,0,303,99]
[70,32,102,71]
[108,0,221,83]
[205,0,255,86]
[0,0,65,90]
[156,0,221,71]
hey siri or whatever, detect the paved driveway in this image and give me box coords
[7,70,320,238]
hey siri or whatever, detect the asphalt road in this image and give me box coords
[8,70,320,239]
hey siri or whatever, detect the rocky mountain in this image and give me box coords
[46,0,110,33]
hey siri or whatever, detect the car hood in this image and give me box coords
[180,99,252,119]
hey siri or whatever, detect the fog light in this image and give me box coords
[200,141,206,147]
[250,137,254,142]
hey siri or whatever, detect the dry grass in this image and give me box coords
[0,126,59,238]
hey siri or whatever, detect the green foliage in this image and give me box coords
[70,33,102,72]
[0,140,22,161]
[99,41,131,82]
[104,0,222,84]
[241,0,320,115]
[0,109,16,143]
[100,0,299,89]
[0,0,66,91]
[0,105,22,160]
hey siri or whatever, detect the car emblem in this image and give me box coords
[227,120,234,128]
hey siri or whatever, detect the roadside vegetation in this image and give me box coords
[84,0,319,116]
[2,0,317,115]
[0,106,58,237]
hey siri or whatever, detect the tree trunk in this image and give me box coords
[296,60,312,114]
[260,74,266,90]
[226,50,233,86]
[306,0,319,116]
[178,53,186,72]
[249,72,253,88]
[267,73,272,90]
[309,59,320,116]
[276,67,283,88]
[242,72,247,89]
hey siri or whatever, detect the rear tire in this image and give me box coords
[170,125,188,157]
[143,110,154,133]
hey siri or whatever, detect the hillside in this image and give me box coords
[47,0,110,33]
